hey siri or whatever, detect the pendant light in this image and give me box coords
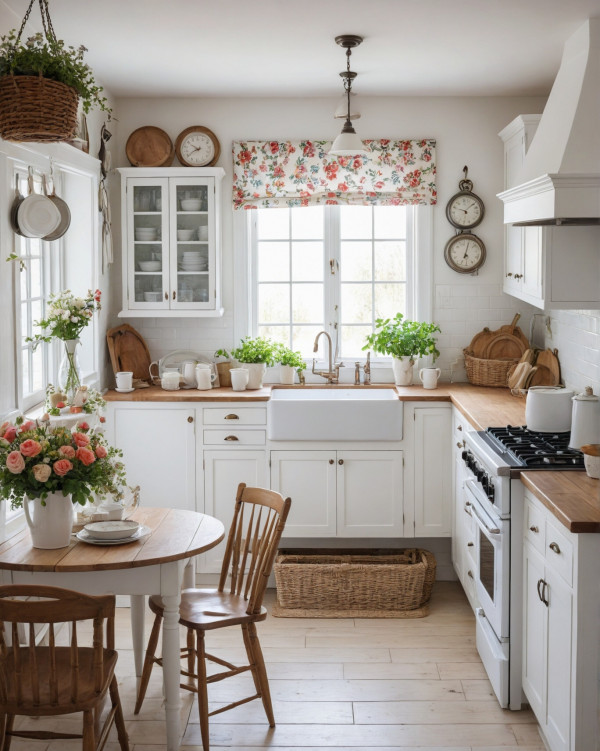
[329,35,368,157]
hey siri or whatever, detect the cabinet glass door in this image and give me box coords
[169,177,215,309]
[127,178,169,309]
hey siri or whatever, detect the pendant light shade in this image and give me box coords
[329,35,368,158]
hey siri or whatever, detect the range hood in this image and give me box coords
[498,19,600,226]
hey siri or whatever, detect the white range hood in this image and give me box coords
[498,19,600,226]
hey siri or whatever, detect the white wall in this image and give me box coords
[109,94,548,382]
[542,311,600,393]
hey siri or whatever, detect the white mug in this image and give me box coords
[181,360,197,388]
[115,371,133,390]
[230,367,249,391]
[419,367,441,390]
[161,370,180,390]
[195,364,216,391]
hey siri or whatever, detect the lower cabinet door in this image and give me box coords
[111,406,196,511]
[522,542,547,721]
[336,451,403,537]
[270,451,336,538]
[414,407,452,537]
[545,567,572,751]
[202,449,268,573]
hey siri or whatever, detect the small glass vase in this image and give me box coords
[58,338,82,401]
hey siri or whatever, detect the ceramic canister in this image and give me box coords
[569,387,600,449]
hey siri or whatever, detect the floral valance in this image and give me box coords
[232,139,436,210]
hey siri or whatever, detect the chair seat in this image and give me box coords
[148,589,268,630]
[1,647,118,714]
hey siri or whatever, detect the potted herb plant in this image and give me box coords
[0,1,111,144]
[276,345,307,385]
[220,336,280,390]
[214,349,233,388]
[363,314,441,386]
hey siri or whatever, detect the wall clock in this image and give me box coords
[445,166,485,230]
[444,232,487,274]
[175,126,221,167]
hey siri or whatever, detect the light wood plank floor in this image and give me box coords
[9,582,544,750]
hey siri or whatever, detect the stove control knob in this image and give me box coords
[461,450,469,461]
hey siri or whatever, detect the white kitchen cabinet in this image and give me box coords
[107,404,196,511]
[522,491,600,751]
[118,167,225,317]
[499,116,600,310]
[412,407,452,537]
[270,450,404,538]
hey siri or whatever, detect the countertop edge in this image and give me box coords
[520,471,600,534]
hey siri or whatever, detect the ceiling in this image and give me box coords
[2,0,599,98]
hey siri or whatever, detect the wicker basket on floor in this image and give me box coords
[0,75,79,142]
[273,548,436,618]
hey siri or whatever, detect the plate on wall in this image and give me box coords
[75,525,150,546]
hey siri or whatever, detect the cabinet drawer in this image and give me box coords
[203,408,266,426]
[545,519,573,586]
[524,499,546,554]
[202,429,266,446]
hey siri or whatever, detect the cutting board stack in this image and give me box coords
[507,347,561,393]
[463,314,530,387]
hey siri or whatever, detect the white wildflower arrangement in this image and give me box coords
[27,289,101,347]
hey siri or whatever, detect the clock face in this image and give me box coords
[444,233,486,274]
[446,191,484,230]
[175,126,220,167]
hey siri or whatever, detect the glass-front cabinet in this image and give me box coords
[119,168,225,317]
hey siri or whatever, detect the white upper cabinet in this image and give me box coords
[118,167,225,317]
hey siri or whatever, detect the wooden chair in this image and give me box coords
[0,585,129,751]
[134,483,291,751]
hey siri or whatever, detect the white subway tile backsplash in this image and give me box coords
[544,310,600,393]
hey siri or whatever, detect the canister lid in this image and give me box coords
[573,386,598,401]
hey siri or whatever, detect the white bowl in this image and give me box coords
[144,291,162,302]
[135,228,157,237]
[198,226,209,240]
[139,261,161,271]
[181,199,202,211]
[177,229,196,241]
[183,250,202,257]
[84,520,140,540]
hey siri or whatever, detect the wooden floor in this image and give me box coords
[9,582,544,750]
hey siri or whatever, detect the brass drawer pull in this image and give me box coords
[224,435,239,441]
[338,459,344,465]
[187,416,194,423]
[549,542,561,555]
[529,525,539,533]
[329,459,334,465]
[224,414,240,420]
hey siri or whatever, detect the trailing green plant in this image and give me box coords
[276,345,306,371]
[0,30,111,114]
[220,336,280,366]
[363,313,441,362]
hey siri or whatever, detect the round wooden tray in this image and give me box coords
[125,126,174,167]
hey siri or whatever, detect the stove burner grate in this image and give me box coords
[486,425,584,469]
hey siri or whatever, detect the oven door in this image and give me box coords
[464,479,510,640]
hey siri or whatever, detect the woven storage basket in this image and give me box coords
[274,549,436,617]
[463,349,518,387]
[0,75,79,142]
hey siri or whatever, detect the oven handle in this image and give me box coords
[465,480,502,538]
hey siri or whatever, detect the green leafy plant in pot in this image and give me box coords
[219,337,280,390]
[363,314,441,386]
[276,345,307,385]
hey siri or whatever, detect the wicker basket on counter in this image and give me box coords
[463,350,519,387]
[463,314,529,387]
[273,548,436,618]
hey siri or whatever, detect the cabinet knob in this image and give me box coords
[329,459,334,465]
[506,272,512,277]
[467,570,474,579]
[529,525,539,533]
[457,425,462,431]
[187,416,194,423]
[549,542,561,555]
[467,542,474,547]
[224,414,240,420]
[456,441,464,449]
[338,459,344,465]
[164,292,168,300]
[514,273,523,280]
[224,435,239,441]
[172,291,176,300]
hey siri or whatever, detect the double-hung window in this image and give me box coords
[250,204,415,359]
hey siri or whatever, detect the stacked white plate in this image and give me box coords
[135,227,158,241]
[77,520,151,546]
[180,251,208,272]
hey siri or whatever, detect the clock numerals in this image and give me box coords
[446,189,485,230]
[444,233,486,274]
[175,126,221,167]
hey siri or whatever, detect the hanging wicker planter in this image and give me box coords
[0,74,78,142]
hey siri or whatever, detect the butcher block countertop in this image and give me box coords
[104,385,271,402]
[520,471,600,533]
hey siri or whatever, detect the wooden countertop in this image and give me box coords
[105,385,271,402]
[520,471,600,534]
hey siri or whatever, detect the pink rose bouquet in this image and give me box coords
[0,415,126,508]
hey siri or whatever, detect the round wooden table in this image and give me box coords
[0,507,225,751]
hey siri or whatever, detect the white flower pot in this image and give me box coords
[279,365,296,385]
[24,492,74,549]
[392,356,415,386]
[242,362,267,390]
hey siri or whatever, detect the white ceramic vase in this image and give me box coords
[243,362,267,390]
[279,365,296,385]
[392,356,415,386]
[24,492,74,549]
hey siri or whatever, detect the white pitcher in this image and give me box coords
[419,367,441,390]
[24,492,74,549]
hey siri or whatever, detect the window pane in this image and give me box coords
[374,241,406,281]
[374,206,406,238]
[341,242,372,281]
[257,208,289,239]
[258,242,289,282]
[258,284,290,323]
[292,283,323,323]
[258,325,289,346]
[20,266,28,299]
[22,349,29,392]
[292,325,321,355]
[291,206,323,239]
[341,284,373,324]
[31,347,43,392]
[375,283,406,320]
[340,205,372,239]
[29,258,41,298]
[31,300,42,338]
[292,242,323,281]
[341,325,372,358]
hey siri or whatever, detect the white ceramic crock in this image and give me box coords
[569,387,600,449]
[525,386,574,433]
[392,356,414,386]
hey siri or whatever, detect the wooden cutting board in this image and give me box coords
[125,126,174,167]
[466,314,529,359]
[484,334,527,360]
[106,324,152,382]
[534,348,561,386]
